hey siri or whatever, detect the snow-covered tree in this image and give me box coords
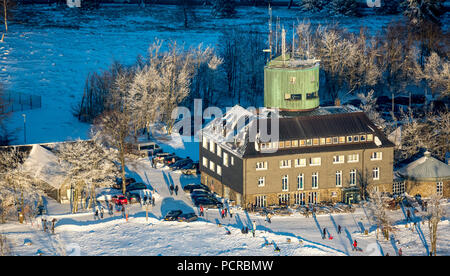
[419,52,450,98]
[402,0,445,26]
[424,194,446,256]
[0,148,44,223]
[57,139,119,212]
[358,90,386,130]
[367,188,393,240]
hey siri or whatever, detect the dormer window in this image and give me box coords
[367,134,374,141]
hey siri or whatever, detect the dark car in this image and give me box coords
[170,158,193,170]
[164,155,182,166]
[126,182,148,192]
[190,189,211,198]
[164,210,183,221]
[154,152,173,164]
[183,183,210,193]
[113,177,136,190]
[177,212,198,222]
[181,162,200,175]
[193,196,223,208]
[126,193,140,203]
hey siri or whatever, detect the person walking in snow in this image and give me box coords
[169,185,174,195]
[323,228,327,239]
[199,205,204,217]
[100,206,104,219]
[221,208,225,219]
[229,207,233,218]
[252,221,256,237]
[352,240,358,251]
[174,185,179,196]
[94,208,99,220]
[266,213,272,224]
[338,225,342,234]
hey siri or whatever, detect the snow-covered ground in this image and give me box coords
[1,157,449,256]
[1,4,411,145]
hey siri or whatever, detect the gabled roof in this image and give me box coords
[397,151,450,181]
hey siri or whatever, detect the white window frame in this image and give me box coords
[350,169,357,186]
[295,158,306,167]
[393,181,406,195]
[297,173,304,190]
[348,154,359,163]
[256,161,268,171]
[333,155,344,164]
[223,152,229,167]
[372,167,380,180]
[231,156,235,166]
[310,157,321,166]
[209,161,215,172]
[336,170,342,187]
[437,181,443,196]
[209,140,215,154]
[202,136,208,149]
[202,157,208,167]
[256,195,267,207]
[312,172,319,189]
[257,176,265,187]
[217,146,222,158]
[217,165,222,176]
[282,175,289,191]
[280,159,292,169]
[370,152,382,161]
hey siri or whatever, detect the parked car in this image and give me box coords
[126,193,140,203]
[113,177,136,190]
[126,182,148,192]
[177,212,198,222]
[164,155,182,166]
[170,158,193,170]
[183,183,210,193]
[190,189,211,198]
[154,152,173,164]
[112,195,128,205]
[181,162,199,175]
[193,196,222,208]
[164,210,183,221]
[137,142,162,157]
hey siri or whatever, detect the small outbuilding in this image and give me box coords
[395,151,450,198]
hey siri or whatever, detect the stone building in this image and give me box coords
[394,151,450,198]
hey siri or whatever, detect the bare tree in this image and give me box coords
[367,187,393,240]
[424,193,446,256]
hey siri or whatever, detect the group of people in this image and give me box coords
[220,207,233,219]
[169,185,179,196]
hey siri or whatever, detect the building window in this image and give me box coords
[290,76,296,83]
[217,146,222,157]
[231,156,234,166]
[371,152,383,161]
[353,135,359,142]
[292,140,299,147]
[282,175,289,191]
[306,139,312,146]
[279,194,290,205]
[348,154,359,163]
[295,158,306,167]
[280,160,291,169]
[437,182,443,196]
[256,161,268,170]
[257,177,265,187]
[320,138,326,145]
[393,181,406,195]
[312,172,319,189]
[310,157,321,166]
[202,136,208,149]
[372,167,380,180]
[202,157,208,168]
[297,173,304,190]
[209,141,215,153]
[360,135,366,142]
[295,192,306,205]
[223,152,229,167]
[308,192,318,204]
[339,136,346,143]
[313,138,319,146]
[279,141,285,148]
[299,140,306,147]
[209,161,215,172]
[336,171,342,187]
[333,155,344,164]
[347,136,353,143]
[333,137,339,144]
[256,196,267,207]
[350,169,357,186]
[326,137,332,144]
[217,165,222,176]
[367,134,374,141]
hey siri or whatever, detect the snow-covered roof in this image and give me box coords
[23,145,66,189]
[397,151,450,181]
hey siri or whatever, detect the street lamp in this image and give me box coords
[22,114,26,144]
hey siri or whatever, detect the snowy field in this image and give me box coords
[0,4,411,145]
[1,157,449,256]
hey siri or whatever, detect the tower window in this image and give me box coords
[290,94,302,100]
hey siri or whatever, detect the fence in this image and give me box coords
[1,92,42,113]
